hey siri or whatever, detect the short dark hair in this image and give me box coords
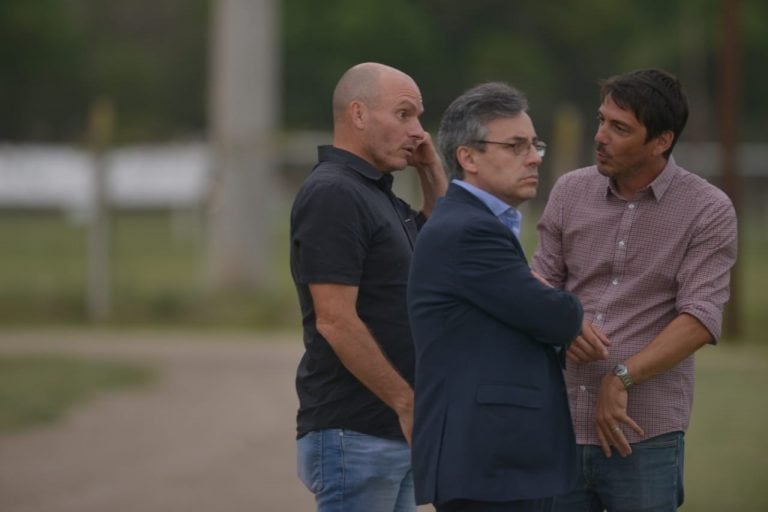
[599,69,688,159]
[438,82,528,179]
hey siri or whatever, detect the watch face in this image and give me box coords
[613,364,633,388]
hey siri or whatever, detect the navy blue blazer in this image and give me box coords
[407,183,583,505]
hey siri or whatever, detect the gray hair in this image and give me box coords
[438,82,529,179]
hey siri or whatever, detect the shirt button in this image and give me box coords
[612,278,619,285]
[596,313,604,321]
[628,203,636,209]
[618,240,625,248]
[579,385,587,391]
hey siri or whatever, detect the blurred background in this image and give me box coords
[0,0,766,332]
[0,0,766,510]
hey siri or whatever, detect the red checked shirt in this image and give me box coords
[533,157,738,445]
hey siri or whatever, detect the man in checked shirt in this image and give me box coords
[533,68,737,512]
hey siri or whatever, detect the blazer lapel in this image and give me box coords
[446,184,528,261]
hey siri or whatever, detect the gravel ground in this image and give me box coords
[0,329,315,512]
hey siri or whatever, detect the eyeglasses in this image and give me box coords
[474,138,547,158]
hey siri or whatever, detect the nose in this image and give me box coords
[526,146,543,166]
[595,123,609,145]
[409,118,426,139]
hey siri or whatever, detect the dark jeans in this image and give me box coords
[437,498,553,512]
[551,431,685,512]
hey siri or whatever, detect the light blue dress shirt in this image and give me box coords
[452,179,522,239]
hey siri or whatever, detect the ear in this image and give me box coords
[653,130,674,156]
[456,146,479,177]
[349,101,367,130]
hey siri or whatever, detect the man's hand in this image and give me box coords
[311,282,416,445]
[408,132,441,170]
[567,320,611,363]
[595,372,644,458]
[409,133,448,218]
[531,270,553,287]
[395,393,414,446]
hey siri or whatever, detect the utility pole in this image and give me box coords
[207,0,280,289]
[718,0,743,338]
[86,97,114,321]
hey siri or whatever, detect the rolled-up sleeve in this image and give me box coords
[675,195,738,341]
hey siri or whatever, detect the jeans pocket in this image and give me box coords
[635,431,683,451]
[297,431,324,493]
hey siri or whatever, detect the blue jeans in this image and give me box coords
[297,429,415,512]
[551,431,685,512]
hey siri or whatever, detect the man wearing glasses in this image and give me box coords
[407,82,583,511]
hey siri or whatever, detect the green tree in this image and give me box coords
[0,0,88,140]
[1,0,766,143]
[0,0,208,143]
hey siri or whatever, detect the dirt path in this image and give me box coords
[0,329,314,512]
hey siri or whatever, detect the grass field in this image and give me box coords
[683,342,768,510]
[1,208,764,333]
[0,353,156,433]
[0,210,297,327]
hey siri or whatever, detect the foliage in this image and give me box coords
[0,353,156,432]
[0,0,88,141]
[0,0,209,142]
[0,0,766,142]
[283,0,768,143]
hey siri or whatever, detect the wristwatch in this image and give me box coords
[612,363,634,390]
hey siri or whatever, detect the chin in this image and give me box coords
[596,162,614,177]
[389,158,410,172]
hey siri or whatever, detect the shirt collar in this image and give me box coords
[647,155,678,200]
[452,179,522,221]
[317,145,392,189]
[605,155,680,202]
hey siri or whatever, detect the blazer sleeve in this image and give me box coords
[455,216,582,346]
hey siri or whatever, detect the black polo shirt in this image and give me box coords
[290,145,422,440]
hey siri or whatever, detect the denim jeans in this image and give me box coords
[437,497,553,512]
[551,431,685,512]
[297,428,415,512]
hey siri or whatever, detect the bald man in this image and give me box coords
[290,62,447,511]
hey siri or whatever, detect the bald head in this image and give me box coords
[332,62,413,124]
[330,62,425,171]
